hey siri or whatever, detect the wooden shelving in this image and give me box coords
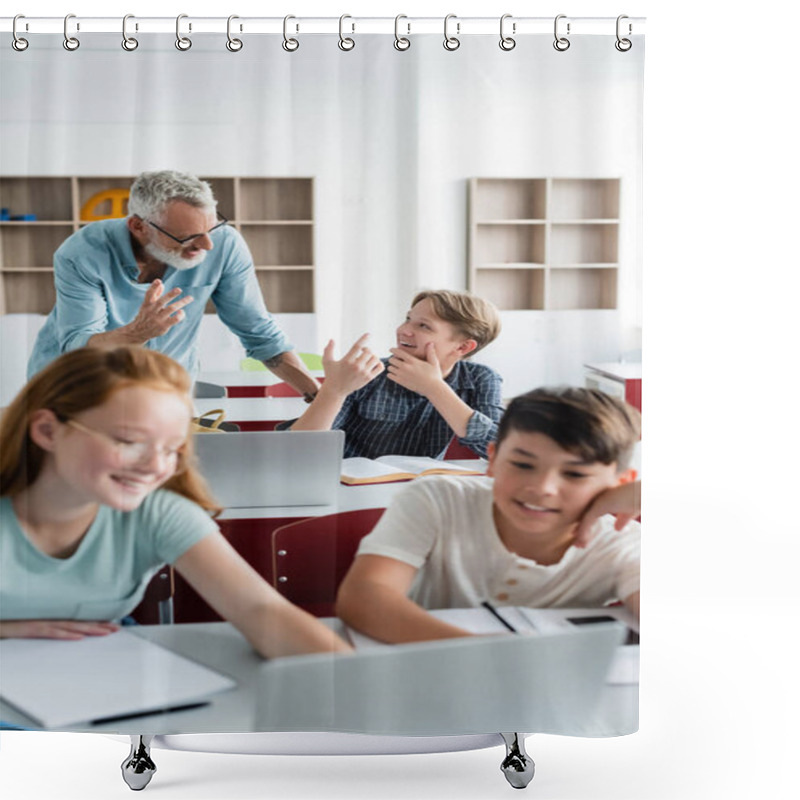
[468,178,621,310]
[0,176,315,314]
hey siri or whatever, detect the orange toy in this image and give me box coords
[80,188,130,221]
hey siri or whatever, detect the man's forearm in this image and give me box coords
[87,324,149,349]
[263,350,321,398]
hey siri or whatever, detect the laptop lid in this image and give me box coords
[255,623,627,736]
[194,430,344,508]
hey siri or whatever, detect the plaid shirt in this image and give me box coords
[331,359,503,459]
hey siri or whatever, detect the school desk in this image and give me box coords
[0,614,637,737]
[196,370,322,399]
[194,396,308,431]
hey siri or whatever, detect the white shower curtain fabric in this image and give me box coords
[0,29,644,738]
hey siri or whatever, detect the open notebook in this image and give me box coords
[0,630,236,729]
[341,456,486,485]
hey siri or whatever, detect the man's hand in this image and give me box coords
[573,480,641,548]
[0,620,120,640]
[387,342,444,396]
[127,279,194,343]
[321,334,384,397]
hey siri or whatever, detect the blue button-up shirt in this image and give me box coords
[27,218,290,378]
[279,359,503,459]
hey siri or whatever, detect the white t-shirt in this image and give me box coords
[356,475,640,610]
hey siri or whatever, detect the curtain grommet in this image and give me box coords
[282,15,299,52]
[553,14,571,52]
[12,14,29,51]
[338,14,355,51]
[122,14,138,51]
[175,14,192,51]
[394,15,410,51]
[63,13,80,51]
[226,15,243,52]
[443,14,460,51]
[499,14,516,51]
[615,15,633,51]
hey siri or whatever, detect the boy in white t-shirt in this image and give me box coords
[336,387,642,643]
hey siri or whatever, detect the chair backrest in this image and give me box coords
[271,508,386,617]
[131,565,175,625]
[443,438,481,459]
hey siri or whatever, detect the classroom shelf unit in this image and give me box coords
[0,176,315,315]
[468,178,621,311]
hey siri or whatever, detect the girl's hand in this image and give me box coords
[573,480,641,548]
[0,620,120,640]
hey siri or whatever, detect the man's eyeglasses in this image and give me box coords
[64,418,186,467]
[140,213,228,246]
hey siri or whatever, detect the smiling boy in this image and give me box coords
[336,387,642,643]
[284,290,503,459]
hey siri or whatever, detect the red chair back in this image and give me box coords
[271,508,386,617]
[443,438,481,459]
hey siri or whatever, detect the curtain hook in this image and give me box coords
[394,14,410,51]
[443,14,460,51]
[282,15,299,52]
[553,14,570,52]
[338,14,355,51]
[226,15,243,51]
[615,15,632,52]
[63,13,80,51]
[12,14,29,52]
[499,14,516,51]
[175,13,192,51]
[122,14,138,51]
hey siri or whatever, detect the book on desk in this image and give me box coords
[340,456,486,486]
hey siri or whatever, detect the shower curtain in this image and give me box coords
[0,12,645,795]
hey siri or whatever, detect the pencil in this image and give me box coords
[480,600,517,633]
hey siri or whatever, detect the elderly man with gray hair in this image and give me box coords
[27,170,319,398]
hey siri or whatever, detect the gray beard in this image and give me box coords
[144,240,207,271]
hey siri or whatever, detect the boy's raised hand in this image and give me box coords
[573,480,641,549]
[387,342,443,396]
[321,334,384,396]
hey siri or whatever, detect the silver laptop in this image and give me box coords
[193,430,344,508]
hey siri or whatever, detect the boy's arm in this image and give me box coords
[573,480,641,548]
[386,343,483,439]
[623,590,640,622]
[336,554,475,643]
[288,335,384,431]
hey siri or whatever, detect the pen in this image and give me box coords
[481,600,517,633]
[91,701,209,726]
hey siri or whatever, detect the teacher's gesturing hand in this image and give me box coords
[128,279,195,342]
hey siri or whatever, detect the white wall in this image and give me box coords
[1,33,643,395]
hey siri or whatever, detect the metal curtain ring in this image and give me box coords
[553,14,570,52]
[226,15,243,51]
[615,15,632,51]
[122,14,138,51]
[63,13,80,51]
[394,14,410,51]
[282,15,299,52]
[175,13,192,51]
[499,14,516,51]
[12,14,29,51]
[338,14,355,51]
[443,14,460,51]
